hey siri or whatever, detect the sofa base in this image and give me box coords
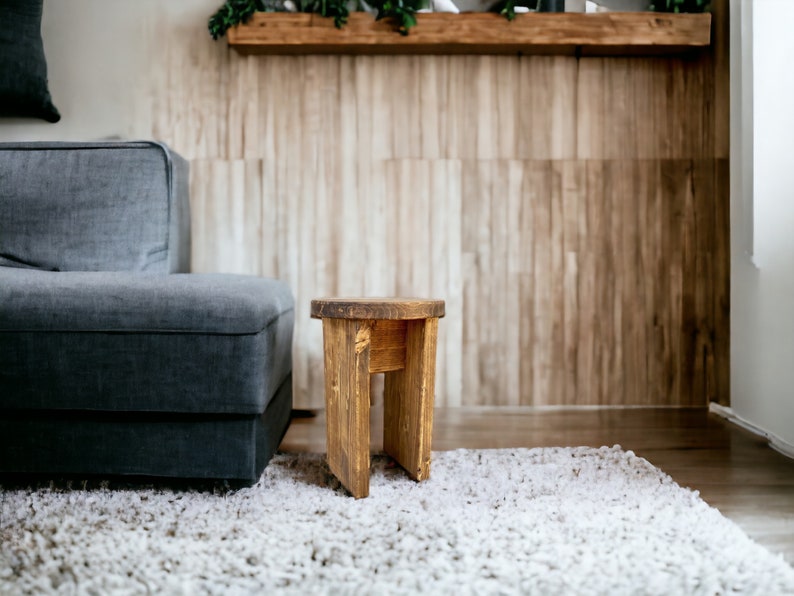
[0,375,292,485]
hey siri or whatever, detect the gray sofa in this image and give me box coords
[0,141,294,484]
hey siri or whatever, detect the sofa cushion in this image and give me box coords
[0,142,190,273]
[0,271,294,415]
[0,270,292,334]
[0,0,60,122]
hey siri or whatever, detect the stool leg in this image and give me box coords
[322,318,372,498]
[383,317,439,481]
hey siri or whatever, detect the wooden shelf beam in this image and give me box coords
[227,12,712,56]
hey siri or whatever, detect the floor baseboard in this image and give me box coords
[709,402,794,460]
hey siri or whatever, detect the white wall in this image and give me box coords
[0,0,218,143]
[731,0,794,453]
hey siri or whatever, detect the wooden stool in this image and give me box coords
[311,298,445,498]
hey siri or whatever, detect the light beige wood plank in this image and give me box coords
[461,160,495,404]
[371,55,395,160]
[530,161,554,406]
[477,160,500,405]
[391,57,422,159]
[603,59,636,159]
[470,57,520,159]
[255,57,278,171]
[519,56,577,160]
[242,159,264,276]
[227,54,259,159]
[575,161,595,404]
[574,59,605,160]
[518,273,534,406]
[418,56,444,159]
[431,160,463,407]
[504,160,525,406]
[444,57,468,159]
[562,161,583,405]
[461,251,480,407]
[189,160,262,275]
[187,160,212,273]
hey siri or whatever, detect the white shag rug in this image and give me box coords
[2,446,794,595]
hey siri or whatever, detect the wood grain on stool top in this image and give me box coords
[311,298,446,320]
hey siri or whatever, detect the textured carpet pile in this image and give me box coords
[2,446,793,595]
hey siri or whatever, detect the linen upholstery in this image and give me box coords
[0,142,190,273]
[0,271,294,414]
[0,376,293,481]
[0,270,291,335]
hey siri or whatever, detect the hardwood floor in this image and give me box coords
[282,407,794,563]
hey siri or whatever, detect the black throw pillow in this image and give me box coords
[0,0,60,123]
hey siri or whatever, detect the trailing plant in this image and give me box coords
[498,0,517,21]
[370,0,428,35]
[650,0,710,12]
[209,0,350,39]
[298,0,351,28]
[209,0,266,40]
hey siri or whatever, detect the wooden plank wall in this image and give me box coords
[147,3,729,409]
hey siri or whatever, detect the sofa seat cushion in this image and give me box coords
[0,269,293,334]
[0,270,294,415]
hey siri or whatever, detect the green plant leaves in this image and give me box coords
[371,0,427,35]
[208,0,267,40]
[497,0,516,21]
[303,0,350,28]
[209,0,711,42]
[208,0,348,38]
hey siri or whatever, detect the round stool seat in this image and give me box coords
[311,297,445,321]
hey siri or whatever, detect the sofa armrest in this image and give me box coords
[0,141,190,273]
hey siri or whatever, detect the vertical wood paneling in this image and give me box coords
[190,159,263,275]
[430,160,463,407]
[145,5,729,409]
[518,56,578,159]
[528,162,555,405]
[561,161,583,405]
[711,0,730,160]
